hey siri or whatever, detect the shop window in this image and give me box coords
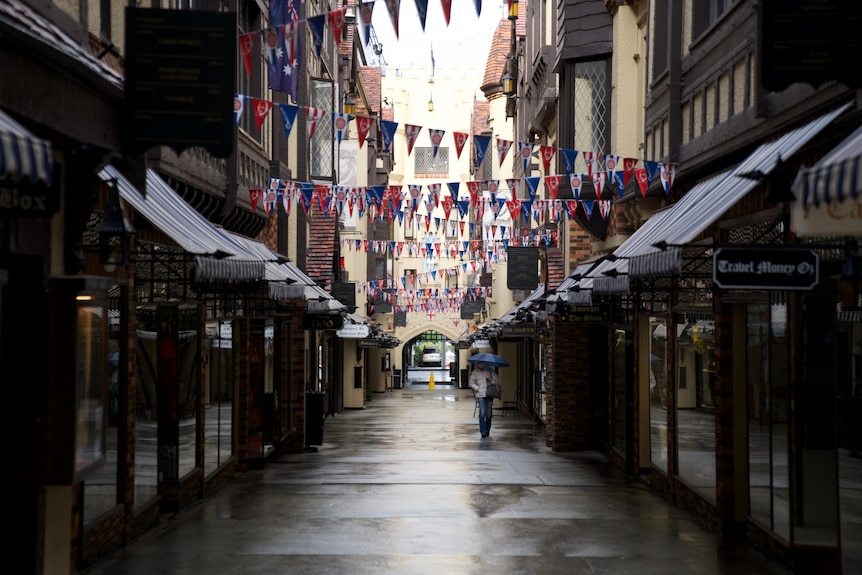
[203,320,235,477]
[612,329,631,455]
[649,315,669,473]
[746,303,790,540]
[675,314,716,502]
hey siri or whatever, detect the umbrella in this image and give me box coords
[467,353,509,367]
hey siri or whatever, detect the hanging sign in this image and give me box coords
[303,314,344,330]
[558,304,610,324]
[507,247,539,290]
[124,8,236,157]
[713,248,819,290]
[336,324,370,339]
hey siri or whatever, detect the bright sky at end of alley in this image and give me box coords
[369,0,508,71]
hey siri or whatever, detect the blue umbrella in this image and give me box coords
[467,353,509,367]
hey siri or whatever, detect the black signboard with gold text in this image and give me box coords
[507,247,539,290]
[302,314,344,331]
[558,304,610,324]
[124,8,236,157]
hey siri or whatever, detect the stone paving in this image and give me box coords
[83,385,792,575]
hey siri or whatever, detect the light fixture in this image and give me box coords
[344,95,356,116]
[502,72,514,96]
[508,0,519,21]
[428,94,434,112]
[98,178,136,270]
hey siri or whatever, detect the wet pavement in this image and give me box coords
[84,385,791,575]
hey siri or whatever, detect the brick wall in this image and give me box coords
[546,316,591,451]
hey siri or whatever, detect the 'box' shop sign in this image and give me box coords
[713,248,819,290]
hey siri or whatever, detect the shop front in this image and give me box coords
[547,104,859,570]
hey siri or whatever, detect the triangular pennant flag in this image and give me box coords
[234,94,246,127]
[457,199,470,218]
[643,160,660,184]
[277,103,299,139]
[524,176,541,201]
[539,145,556,175]
[380,119,398,152]
[440,0,452,24]
[634,168,649,196]
[592,171,607,198]
[332,112,352,144]
[385,0,401,39]
[446,181,460,201]
[452,131,469,159]
[314,184,331,214]
[308,14,326,58]
[473,0,481,16]
[560,148,579,175]
[355,116,375,148]
[659,163,676,195]
[506,178,520,199]
[428,128,445,158]
[569,173,585,200]
[299,182,314,214]
[623,157,639,172]
[405,124,422,156]
[359,1,375,45]
[408,184,423,210]
[252,98,272,130]
[250,189,264,213]
[518,142,534,175]
[497,138,513,166]
[328,7,347,48]
[520,199,534,224]
[604,154,621,190]
[239,33,255,78]
[612,171,627,198]
[544,175,562,201]
[582,151,599,177]
[305,107,325,139]
[565,200,579,220]
[473,134,491,168]
[414,0,429,30]
[599,200,612,221]
[581,200,595,219]
[427,183,441,208]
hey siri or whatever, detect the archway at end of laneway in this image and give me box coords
[390,315,468,387]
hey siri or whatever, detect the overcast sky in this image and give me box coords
[366,0,508,71]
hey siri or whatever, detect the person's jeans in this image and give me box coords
[478,396,494,435]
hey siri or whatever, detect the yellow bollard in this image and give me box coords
[428,371,435,390]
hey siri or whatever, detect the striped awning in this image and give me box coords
[795,123,862,208]
[569,104,851,295]
[0,107,52,185]
[100,165,268,283]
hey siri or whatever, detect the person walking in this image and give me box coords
[469,361,497,438]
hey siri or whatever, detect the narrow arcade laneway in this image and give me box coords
[84,385,790,575]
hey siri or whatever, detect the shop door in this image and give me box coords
[589,325,610,451]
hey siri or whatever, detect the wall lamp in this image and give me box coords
[98,178,136,270]
[502,72,514,96]
[344,95,356,116]
[428,94,434,112]
[507,0,519,21]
